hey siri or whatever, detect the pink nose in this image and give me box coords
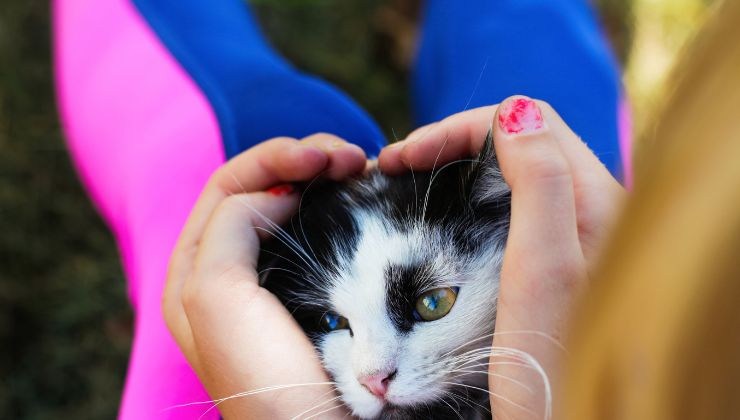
[359,369,397,398]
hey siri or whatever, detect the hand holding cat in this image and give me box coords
[163,134,365,419]
[165,96,623,419]
[379,96,625,418]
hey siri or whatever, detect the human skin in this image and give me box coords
[380,96,624,418]
[164,97,623,419]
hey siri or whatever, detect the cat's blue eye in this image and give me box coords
[413,287,460,322]
[321,312,350,332]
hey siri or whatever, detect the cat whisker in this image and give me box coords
[290,394,342,420]
[257,266,301,278]
[439,329,566,360]
[449,349,531,368]
[462,56,489,112]
[283,292,329,312]
[295,173,328,277]
[441,390,464,414]
[421,132,452,223]
[164,382,337,416]
[490,330,567,352]
[441,381,539,419]
[229,193,325,281]
[445,368,534,394]
[443,388,491,415]
[258,247,325,287]
[252,223,323,280]
[225,171,316,269]
[437,393,465,420]
[409,161,419,220]
[429,344,552,419]
[298,402,345,420]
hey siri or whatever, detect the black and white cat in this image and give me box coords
[260,132,511,419]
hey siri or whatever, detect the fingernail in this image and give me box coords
[266,184,294,196]
[331,140,344,149]
[498,98,544,135]
[388,140,406,148]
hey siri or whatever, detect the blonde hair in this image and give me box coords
[562,1,740,419]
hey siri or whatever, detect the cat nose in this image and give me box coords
[359,369,397,398]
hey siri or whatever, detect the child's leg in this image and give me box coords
[413,0,631,180]
[53,1,383,418]
[129,0,386,159]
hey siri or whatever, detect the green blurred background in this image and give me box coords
[0,0,714,418]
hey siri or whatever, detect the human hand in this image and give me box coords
[163,134,366,419]
[379,96,625,419]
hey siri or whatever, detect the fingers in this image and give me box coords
[178,192,341,417]
[378,99,624,264]
[378,105,497,174]
[169,134,363,297]
[209,133,366,195]
[181,191,299,347]
[489,96,587,420]
[163,189,302,370]
[493,96,586,305]
[179,134,364,257]
[534,101,625,261]
[301,133,367,180]
[164,133,365,365]
[163,134,358,417]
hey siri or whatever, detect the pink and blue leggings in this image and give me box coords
[53,0,631,418]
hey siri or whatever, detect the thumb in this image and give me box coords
[493,96,585,313]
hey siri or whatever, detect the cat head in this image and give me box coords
[260,132,511,419]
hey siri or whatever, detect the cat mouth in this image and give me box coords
[378,404,412,420]
[378,403,466,420]
[376,394,490,420]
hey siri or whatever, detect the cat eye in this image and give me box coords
[413,287,460,322]
[321,312,350,333]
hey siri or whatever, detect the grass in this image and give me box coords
[0,2,131,418]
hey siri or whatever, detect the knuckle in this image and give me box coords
[180,279,211,317]
[551,258,585,284]
[211,194,254,226]
[302,132,341,143]
[547,257,586,293]
[517,152,572,188]
[207,162,228,186]
[180,283,198,312]
[219,193,249,212]
[521,257,585,300]
[266,136,298,146]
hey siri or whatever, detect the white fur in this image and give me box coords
[319,211,504,419]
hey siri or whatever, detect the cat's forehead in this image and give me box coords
[330,211,459,332]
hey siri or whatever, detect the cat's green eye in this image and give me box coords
[321,312,350,332]
[413,287,460,322]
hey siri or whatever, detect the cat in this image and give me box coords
[259,131,512,419]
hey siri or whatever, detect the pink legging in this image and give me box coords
[55,0,222,418]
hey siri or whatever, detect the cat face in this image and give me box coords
[317,212,503,419]
[260,134,510,419]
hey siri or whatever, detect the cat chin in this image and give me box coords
[345,398,426,420]
[343,393,384,419]
[342,382,453,420]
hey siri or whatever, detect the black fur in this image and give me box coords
[259,131,510,419]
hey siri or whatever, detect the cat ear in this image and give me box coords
[469,128,510,206]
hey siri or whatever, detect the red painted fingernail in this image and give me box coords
[498,98,544,135]
[266,184,294,196]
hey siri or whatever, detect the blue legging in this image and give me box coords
[133,0,625,175]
